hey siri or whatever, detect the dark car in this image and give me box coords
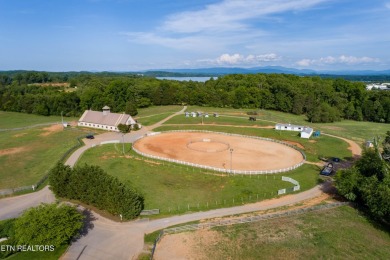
[86,134,94,139]
[320,163,334,176]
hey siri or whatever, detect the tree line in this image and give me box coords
[0,72,389,123]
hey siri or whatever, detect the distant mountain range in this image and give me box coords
[143,66,390,77]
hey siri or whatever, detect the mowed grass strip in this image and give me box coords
[0,111,77,129]
[154,125,351,162]
[170,206,390,259]
[77,144,318,216]
[0,127,88,189]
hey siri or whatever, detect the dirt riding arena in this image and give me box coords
[133,132,304,173]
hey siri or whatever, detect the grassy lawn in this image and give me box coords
[154,125,351,162]
[136,105,183,117]
[0,127,88,189]
[185,106,389,142]
[174,206,390,259]
[164,114,271,127]
[0,111,77,129]
[136,113,174,126]
[77,144,319,216]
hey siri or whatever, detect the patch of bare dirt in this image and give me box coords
[39,124,63,136]
[69,121,78,127]
[155,230,222,260]
[29,82,70,87]
[13,133,27,138]
[0,146,30,156]
[308,140,317,143]
[282,140,305,150]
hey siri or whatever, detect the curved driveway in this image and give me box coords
[0,107,362,259]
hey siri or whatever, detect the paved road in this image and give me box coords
[0,186,55,219]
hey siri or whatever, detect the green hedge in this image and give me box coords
[49,163,144,220]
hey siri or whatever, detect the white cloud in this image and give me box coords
[296,55,380,67]
[386,2,390,9]
[202,53,280,66]
[162,0,328,34]
[296,59,312,66]
[124,0,329,51]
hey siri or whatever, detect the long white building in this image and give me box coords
[78,106,137,132]
[275,123,313,139]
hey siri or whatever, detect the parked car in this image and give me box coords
[320,163,334,176]
[86,134,94,139]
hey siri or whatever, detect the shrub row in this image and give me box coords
[49,163,144,220]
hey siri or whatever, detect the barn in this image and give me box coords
[78,106,137,132]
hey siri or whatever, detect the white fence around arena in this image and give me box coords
[132,130,306,175]
[100,140,120,145]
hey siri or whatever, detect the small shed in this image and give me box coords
[204,113,209,118]
[301,127,313,139]
[191,112,196,117]
[185,112,190,117]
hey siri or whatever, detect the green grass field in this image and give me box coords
[173,206,390,259]
[0,111,77,129]
[186,106,389,142]
[0,127,88,189]
[77,144,319,216]
[135,105,183,126]
[154,125,351,162]
[164,114,270,127]
[136,113,174,126]
[136,105,183,117]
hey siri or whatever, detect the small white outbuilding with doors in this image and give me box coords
[275,123,314,139]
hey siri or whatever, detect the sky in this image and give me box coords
[1,0,390,71]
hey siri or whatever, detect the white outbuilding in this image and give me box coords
[275,123,314,139]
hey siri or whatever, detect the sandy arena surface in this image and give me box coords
[133,132,304,172]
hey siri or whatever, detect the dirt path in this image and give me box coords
[322,133,362,157]
[145,106,187,130]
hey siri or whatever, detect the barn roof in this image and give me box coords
[79,110,136,126]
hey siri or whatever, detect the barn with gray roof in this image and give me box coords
[78,106,137,132]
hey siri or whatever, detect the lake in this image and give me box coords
[156,77,217,82]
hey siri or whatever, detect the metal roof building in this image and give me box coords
[78,106,136,132]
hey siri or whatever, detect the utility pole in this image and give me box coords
[122,133,125,155]
[230,148,234,173]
